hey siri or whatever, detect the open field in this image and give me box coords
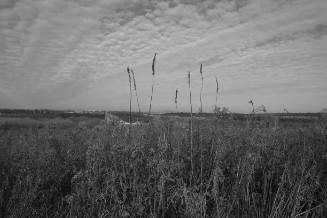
[0,112,327,217]
[2,0,327,217]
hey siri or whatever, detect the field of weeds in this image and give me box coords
[0,115,327,217]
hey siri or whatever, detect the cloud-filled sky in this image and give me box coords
[0,0,327,113]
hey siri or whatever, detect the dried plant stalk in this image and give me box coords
[127,67,132,124]
[199,127,204,218]
[149,53,157,115]
[215,76,219,110]
[199,65,204,217]
[130,68,141,113]
[200,64,203,113]
[188,71,194,184]
[175,89,178,111]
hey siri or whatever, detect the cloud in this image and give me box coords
[0,0,19,10]
[0,0,327,112]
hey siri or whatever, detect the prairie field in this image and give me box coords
[0,112,326,217]
[1,0,327,217]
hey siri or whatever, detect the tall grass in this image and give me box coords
[199,64,205,217]
[175,89,178,111]
[215,76,219,110]
[200,64,204,113]
[1,116,326,217]
[188,71,194,185]
[127,67,132,124]
[149,53,157,115]
[130,68,141,114]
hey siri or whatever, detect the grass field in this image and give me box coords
[0,112,327,217]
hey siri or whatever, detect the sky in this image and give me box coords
[0,0,327,113]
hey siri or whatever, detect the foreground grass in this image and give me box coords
[0,116,327,217]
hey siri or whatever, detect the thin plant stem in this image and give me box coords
[188,71,193,184]
[200,64,203,113]
[200,127,204,217]
[149,53,157,115]
[127,67,132,125]
[175,89,178,111]
[215,76,219,110]
[130,68,141,113]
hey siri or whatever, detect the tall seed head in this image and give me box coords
[127,67,131,83]
[152,53,157,76]
[199,64,204,113]
[188,71,191,86]
[131,68,137,91]
[149,53,157,114]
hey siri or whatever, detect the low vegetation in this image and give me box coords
[0,115,326,217]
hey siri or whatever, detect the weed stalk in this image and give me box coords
[149,53,157,115]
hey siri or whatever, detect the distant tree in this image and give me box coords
[213,106,221,114]
[248,100,267,113]
[222,107,230,114]
[248,100,254,113]
[256,105,267,113]
[213,106,230,115]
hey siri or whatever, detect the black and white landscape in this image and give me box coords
[0,0,327,217]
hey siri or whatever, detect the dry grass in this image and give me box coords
[149,53,157,115]
[215,76,219,110]
[188,71,194,185]
[127,67,132,125]
[1,116,326,217]
[130,68,141,114]
[175,89,178,111]
[200,64,204,113]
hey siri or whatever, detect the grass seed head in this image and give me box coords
[188,71,191,86]
[152,53,157,76]
[131,68,137,91]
